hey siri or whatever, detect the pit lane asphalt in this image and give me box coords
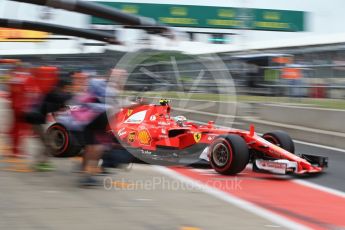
[0,160,286,230]
[293,142,345,192]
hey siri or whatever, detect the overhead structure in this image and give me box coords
[9,0,173,37]
[0,18,121,44]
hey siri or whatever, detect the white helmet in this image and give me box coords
[174,115,187,126]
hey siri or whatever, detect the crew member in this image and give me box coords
[25,68,72,171]
[8,63,38,157]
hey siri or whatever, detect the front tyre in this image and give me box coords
[47,123,82,157]
[210,135,249,175]
[263,130,295,154]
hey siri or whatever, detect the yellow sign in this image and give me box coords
[138,129,151,145]
[122,5,138,14]
[127,109,133,116]
[92,3,305,31]
[0,28,49,42]
[218,9,236,18]
[263,11,281,21]
[170,7,187,16]
[193,132,202,143]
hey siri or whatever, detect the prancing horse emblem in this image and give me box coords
[127,109,133,116]
[193,132,202,143]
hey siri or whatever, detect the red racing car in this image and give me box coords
[47,99,328,175]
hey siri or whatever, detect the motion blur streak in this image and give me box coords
[158,166,345,230]
[154,166,310,230]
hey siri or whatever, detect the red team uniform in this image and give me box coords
[9,71,38,157]
[8,66,58,157]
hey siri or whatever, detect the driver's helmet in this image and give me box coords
[174,115,187,126]
[159,98,169,106]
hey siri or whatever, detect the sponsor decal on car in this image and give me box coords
[117,128,127,137]
[138,129,152,145]
[261,161,286,169]
[141,149,152,155]
[127,109,133,116]
[193,132,202,143]
[158,121,171,126]
[255,159,290,174]
[125,110,147,124]
[128,131,136,143]
[150,115,156,121]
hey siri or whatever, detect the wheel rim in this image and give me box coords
[50,129,66,151]
[212,142,230,167]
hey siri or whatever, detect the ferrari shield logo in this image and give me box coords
[127,109,133,116]
[193,132,202,143]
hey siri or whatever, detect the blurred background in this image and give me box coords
[2,0,345,99]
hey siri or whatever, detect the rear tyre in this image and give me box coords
[210,134,249,175]
[47,123,82,157]
[263,130,295,154]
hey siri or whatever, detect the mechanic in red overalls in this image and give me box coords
[8,63,39,158]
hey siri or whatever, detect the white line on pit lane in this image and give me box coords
[154,166,310,230]
[293,139,345,154]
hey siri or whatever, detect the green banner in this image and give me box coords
[91,2,305,32]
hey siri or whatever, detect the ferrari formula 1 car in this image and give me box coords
[47,99,328,175]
